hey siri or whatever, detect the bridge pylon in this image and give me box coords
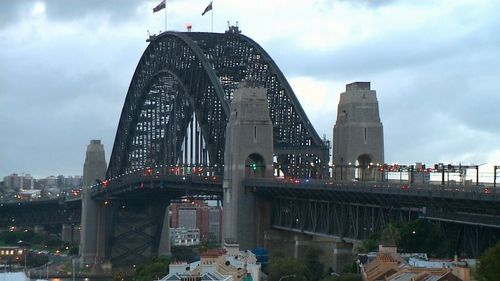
[80,140,108,272]
[333,82,384,181]
[222,80,273,250]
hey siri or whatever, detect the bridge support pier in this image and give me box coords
[256,199,272,247]
[80,140,107,271]
[107,199,169,274]
[61,224,72,243]
[61,224,81,245]
[222,80,273,250]
[158,205,171,257]
[332,242,354,273]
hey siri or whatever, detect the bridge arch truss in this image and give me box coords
[108,31,328,179]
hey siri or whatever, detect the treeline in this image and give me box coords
[357,219,451,257]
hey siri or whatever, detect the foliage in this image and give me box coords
[2,231,19,245]
[356,233,380,253]
[133,257,170,281]
[302,248,324,281]
[268,256,306,281]
[171,246,197,263]
[476,240,500,281]
[342,261,359,274]
[380,223,400,242]
[45,236,63,247]
[397,219,450,257]
[68,245,79,255]
[25,253,49,267]
[199,239,219,253]
[357,220,451,257]
[322,273,361,281]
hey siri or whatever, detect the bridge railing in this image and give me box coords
[244,178,500,201]
[91,165,221,186]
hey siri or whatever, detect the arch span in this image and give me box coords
[107,31,328,179]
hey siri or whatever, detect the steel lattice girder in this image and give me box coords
[107,31,328,179]
[272,197,419,240]
[107,200,167,266]
[0,200,81,226]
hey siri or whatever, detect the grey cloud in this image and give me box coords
[0,0,147,28]
[43,0,143,22]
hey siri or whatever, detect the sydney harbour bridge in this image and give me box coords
[1,27,499,273]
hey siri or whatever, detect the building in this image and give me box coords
[158,242,261,281]
[359,243,467,281]
[18,189,41,200]
[0,272,28,281]
[171,228,201,246]
[3,173,34,190]
[171,201,223,244]
[0,246,27,265]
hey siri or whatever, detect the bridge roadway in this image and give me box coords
[3,173,498,229]
[245,178,500,215]
[0,198,81,227]
[245,178,500,235]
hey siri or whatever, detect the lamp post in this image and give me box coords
[278,274,297,281]
[72,258,75,281]
[494,166,500,188]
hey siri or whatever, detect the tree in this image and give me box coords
[268,256,306,281]
[322,273,361,281]
[3,231,19,245]
[302,248,324,281]
[356,233,380,253]
[397,219,450,257]
[171,246,197,262]
[380,223,400,242]
[134,257,170,281]
[476,241,500,281]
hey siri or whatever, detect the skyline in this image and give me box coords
[1,0,499,179]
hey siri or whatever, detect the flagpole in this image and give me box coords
[164,2,167,31]
[211,2,214,32]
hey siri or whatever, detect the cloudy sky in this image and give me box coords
[1,0,499,180]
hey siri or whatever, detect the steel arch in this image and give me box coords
[107,30,328,179]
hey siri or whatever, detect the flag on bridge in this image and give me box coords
[153,0,166,12]
[202,1,213,16]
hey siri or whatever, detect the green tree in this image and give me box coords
[322,273,361,281]
[268,256,306,281]
[302,248,324,281]
[476,241,500,281]
[134,257,170,281]
[398,219,450,257]
[171,246,197,262]
[380,222,400,242]
[3,231,19,245]
[356,233,380,253]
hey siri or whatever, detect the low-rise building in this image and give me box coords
[171,201,222,244]
[0,246,27,265]
[171,228,201,246]
[158,241,261,281]
[359,242,467,281]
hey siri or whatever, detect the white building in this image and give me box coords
[0,272,28,281]
[158,242,261,281]
[171,228,201,246]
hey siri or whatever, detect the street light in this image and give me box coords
[279,274,297,281]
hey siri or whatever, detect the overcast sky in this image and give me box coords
[1,0,499,180]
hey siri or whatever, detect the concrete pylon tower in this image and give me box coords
[80,140,107,266]
[333,82,384,181]
[222,80,273,250]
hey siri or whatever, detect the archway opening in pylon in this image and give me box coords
[357,154,374,181]
[246,153,265,177]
